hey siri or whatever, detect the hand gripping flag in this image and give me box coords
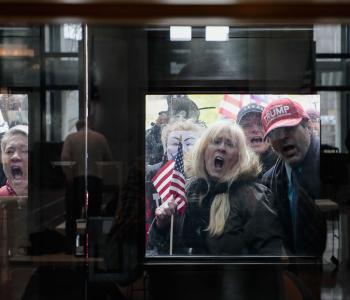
[151,141,187,214]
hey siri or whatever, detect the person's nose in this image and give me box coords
[251,125,260,135]
[11,150,22,161]
[217,141,226,152]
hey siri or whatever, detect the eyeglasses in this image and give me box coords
[267,126,299,140]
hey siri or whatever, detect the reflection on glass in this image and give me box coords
[45,24,81,53]
[314,25,342,53]
[319,91,342,150]
[45,57,79,86]
[45,90,79,142]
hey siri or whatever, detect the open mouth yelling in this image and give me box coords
[282,144,297,157]
[214,156,224,169]
[11,165,23,180]
[250,137,263,144]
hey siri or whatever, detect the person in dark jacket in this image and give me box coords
[237,103,278,175]
[150,121,282,256]
[145,111,168,165]
[261,98,326,300]
[261,98,326,257]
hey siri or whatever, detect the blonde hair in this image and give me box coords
[190,121,260,237]
[161,118,204,154]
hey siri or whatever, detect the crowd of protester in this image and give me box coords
[145,97,325,299]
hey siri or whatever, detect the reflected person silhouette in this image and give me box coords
[61,119,113,253]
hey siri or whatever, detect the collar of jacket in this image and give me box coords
[271,133,320,198]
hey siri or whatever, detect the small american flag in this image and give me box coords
[152,160,175,203]
[218,94,243,121]
[151,141,187,214]
[169,141,186,213]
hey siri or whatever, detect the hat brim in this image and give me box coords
[237,109,263,124]
[264,117,303,139]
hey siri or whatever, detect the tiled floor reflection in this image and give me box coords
[2,204,350,300]
[321,204,350,300]
[321,265,350,300]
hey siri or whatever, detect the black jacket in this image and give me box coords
[147,177,283,256]
[260,146,278,175]
[262,135,327,257]
[183,178,283,255]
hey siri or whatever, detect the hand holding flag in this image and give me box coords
[154,195,178,228]
[152,138,187,255]
[151,138,187,227]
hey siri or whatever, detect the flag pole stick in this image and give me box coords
[170,213,174,255]
[169,135,182,256]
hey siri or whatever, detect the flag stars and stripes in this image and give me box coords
[151,140,187,214]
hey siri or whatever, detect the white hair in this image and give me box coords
[1,125,29,152]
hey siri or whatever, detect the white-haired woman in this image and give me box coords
[0,125,28,297]
[0,125,28,196]
[153,121,282,255]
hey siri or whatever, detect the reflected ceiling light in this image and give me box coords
[205,26,229,41]
[0,45,34,57]
[170,26,192,41]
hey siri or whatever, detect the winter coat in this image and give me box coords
[182,178,283,255]
[260,146,278,175]
[147,174,283,256]
[262,134,327,257]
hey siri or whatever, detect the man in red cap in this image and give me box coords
[261,99,327,299]
[261,98,326,257]
[262,98,327,299]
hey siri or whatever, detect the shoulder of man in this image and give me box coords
[261,158,285,187]
[64,131,77,141]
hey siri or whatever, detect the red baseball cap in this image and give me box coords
[261,98,309,138]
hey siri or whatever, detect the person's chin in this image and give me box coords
[207,170,223,182]
[11,179,28,188]
[250,144,266,154]
[284,155,302,168]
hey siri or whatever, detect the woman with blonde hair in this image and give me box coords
[153,120,282,255]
